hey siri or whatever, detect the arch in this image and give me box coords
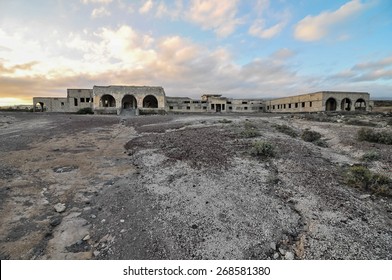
[35,102,45,112]
[122,94,137,109]
[143,95,158,108]
[355,98,366,111]
[341,98,352,111]
[325,98,337,111]
[100,95,116,107]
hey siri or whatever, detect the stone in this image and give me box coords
[273,252,280,259]
[101,219,106,223]
[120,219,125,223]
[83,234,90,241]
[278,248,286,255]
[270,242,277,251]
[90,214,96,219]
[93,250,100,257]
[50,217,62,227]
[285,251,295,260]
[54,203,66,213]
[120,229,126,233]
[359,194,371,199]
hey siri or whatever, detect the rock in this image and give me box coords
[120,219,125,223]
[90,214,96,219]
[270,242,277,251]
[278,248,286,255]
[50,217,62,227]
[360,194,371,199]
[54,203,66,213]
[285,252,295,260]
[120,229,126,233]
[101,219,106,223]
[93,250,100,257]
[273,252,279,259]
[83,234,90,241]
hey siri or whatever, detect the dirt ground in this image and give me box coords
[0,111,391,260]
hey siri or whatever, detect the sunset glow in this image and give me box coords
[0,0,391,106]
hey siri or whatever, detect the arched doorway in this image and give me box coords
[35,102,45,112]
[341,98,352,111]
[143,95,158,108]
[122,95,137,109]
[100,95,116,107]
[325,98,337,111]
[355,98,366,111]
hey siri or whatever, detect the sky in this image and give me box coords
[0,0,391,106]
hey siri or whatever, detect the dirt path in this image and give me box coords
[0,112,391,259]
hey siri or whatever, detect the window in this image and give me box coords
[259,107,263,110]
[242,101,248,104]
[91,98,93,102]
[203,106,207,110]
[309,102,312,107]
[284,104,286,109]
[227,101,232,104]
[192,101,200,104]
[267,106,270,110]
[302,102,305,108]
[211,104,215,109]
[81,98,85,102]
[222,104,225,110]
[61,102,64,106]
[187,106,190,110]
[273,105,275,109]
[74,98,78,106]
[169,106,173,109]
[228,106,232,110]
[201,101,207,103]
[288,104,291,109]
[86,98,90,102]
[295,103,298,108]
[244,107,248,110]
[184,101,190,104]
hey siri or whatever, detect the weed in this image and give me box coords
[273,124,298,137]
[241,121,260,138]
[361,150,381,162]
[250,141,275,159]
[76,107,94,114]
[301,129,321,143]
[357,128,392,145]
[344,165,391,196]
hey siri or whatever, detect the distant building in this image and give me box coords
[33,86,371,115]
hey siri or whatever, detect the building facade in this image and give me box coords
[33,87,371,115]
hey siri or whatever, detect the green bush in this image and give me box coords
[357,128,392,145]
[76,107,94,114]
[241,122,260,138]
[345,165,391,196]
[273,124,298,137]
[250,141,275,159]
[301,129,322,142]
[361,150,381,162]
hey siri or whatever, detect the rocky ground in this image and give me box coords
[0,111,391,260]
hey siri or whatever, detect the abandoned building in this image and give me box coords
[33,86,371,115]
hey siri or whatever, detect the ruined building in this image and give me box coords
[33,86,371,114]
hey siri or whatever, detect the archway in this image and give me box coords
[35,102,45,112]
[325,98,337,111]
[122,95,137,109]
[355,98,366,111]
[100,95,116,107]
[143,95,158,108]
[341,98,352,111]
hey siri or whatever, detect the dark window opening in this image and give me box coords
[302,102,305,108]
[187,106,190,110]
[100,95,116,107]
[184,101,190,104]
[244,107,248,110]
[169,106,174,109]
[309,102,312,107]
[267,106,270,110]
[295,103,298,108]
[273,105,275,109]
[222,104,225,111]
[86,98,90,102]
[61,102,64,106]
[81,98,85,102]
[143,95,158,108]
[288,104,291,108]
[227,101,232,104]
[74,98,78,106]
[211,104,215,110]
[284,104,286,109]
[229,106,232,110]
[242,101,248,104]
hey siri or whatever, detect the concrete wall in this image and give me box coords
[266,91,370,113]
[93,85,166,114]
[67,89,93,113]
[33,97,69,112]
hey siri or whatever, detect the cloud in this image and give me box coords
[91,6,111,18]
[249,19,287,39]
[81,0,112,4]
[156,0,183,19]
[139,0,154,14]
[294,0,367,41]
[186,0,241,37]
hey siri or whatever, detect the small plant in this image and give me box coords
[344,165,391,196]
[241,121,260,138]
[76,107,94,114]
[357,128,392,145]
[218,118,232,124]
[301,129,321,142]
[250,141,275,159]
[273,124,298,137]
[361,150,381,162]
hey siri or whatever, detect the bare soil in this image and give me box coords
[0,112,391,260]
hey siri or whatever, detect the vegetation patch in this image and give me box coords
[76,108,94,114]
[218,119,233,124]
[344,165,391,197]
[357,128,392,145]
[250,141,275,159]
[345,118,377,127]
[241,122,260,138]
[301,129,327,147]
[273,124,298,137]
[361,150,381,162]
